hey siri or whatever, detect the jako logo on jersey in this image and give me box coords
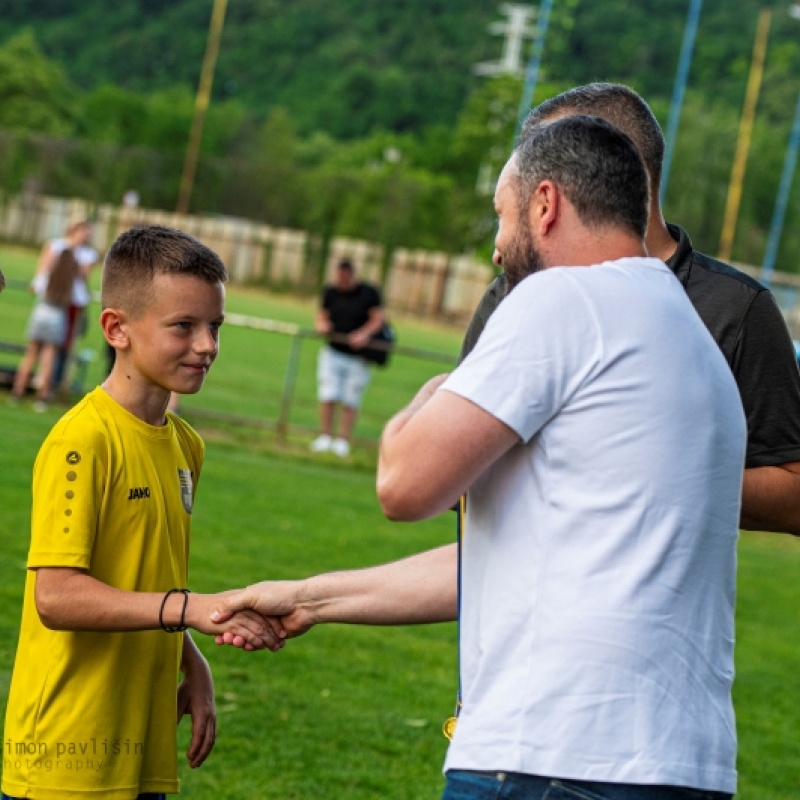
[128,487,151,500]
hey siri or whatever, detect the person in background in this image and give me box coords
[35,220,100,391]
[310,258,384,457]
[462,83,800,537]
[9,246,79,411]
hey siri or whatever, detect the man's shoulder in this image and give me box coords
[357,281,381,300]
[688,249,765,295]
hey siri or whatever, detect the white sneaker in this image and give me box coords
[32,401,49,413]
[310,434,332,452]
[331,438,350,457]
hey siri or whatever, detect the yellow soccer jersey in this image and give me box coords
[3,387,204,799]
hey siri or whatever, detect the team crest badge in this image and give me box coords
[178,469,194,514]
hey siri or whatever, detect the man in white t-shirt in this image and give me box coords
[216,116,746,800]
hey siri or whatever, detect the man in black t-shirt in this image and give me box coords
[462,84,800,536]
[310,259,384,457]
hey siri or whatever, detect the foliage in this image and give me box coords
[0,30,76,136]
[6,3,800,268]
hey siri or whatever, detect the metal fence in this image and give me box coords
[0,192,494,324]
[0,278,458,447]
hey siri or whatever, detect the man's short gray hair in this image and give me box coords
[512,115,649,240]
[522,83,665,193]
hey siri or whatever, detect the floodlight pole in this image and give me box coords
[513,0,553,145]
[177,0,228,215]
[761,4,800,286]
[660,0,703,205]
[718,7,771,263]
[762,85,800,287]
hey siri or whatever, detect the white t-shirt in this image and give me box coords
[442,257,746,794]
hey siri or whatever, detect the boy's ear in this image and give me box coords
[100,308,130,351]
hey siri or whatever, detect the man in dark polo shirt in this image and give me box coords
[311,259,384,457]
[462,83,800,537]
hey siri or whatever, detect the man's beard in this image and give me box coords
[502,227,545,294]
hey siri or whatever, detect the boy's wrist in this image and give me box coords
[160,588,191,632]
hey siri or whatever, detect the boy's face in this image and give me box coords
[123,272,225,395]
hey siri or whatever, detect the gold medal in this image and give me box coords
[442,716,457,741]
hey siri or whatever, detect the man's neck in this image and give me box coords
[645,213,678,263]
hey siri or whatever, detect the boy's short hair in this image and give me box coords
[102,225,227,315]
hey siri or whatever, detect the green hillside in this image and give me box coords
[4,0,800,138]
[4,1,800,269]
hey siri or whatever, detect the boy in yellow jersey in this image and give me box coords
[2,226,278,800]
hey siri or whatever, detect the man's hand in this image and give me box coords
[184,592,285,652]
[178,636,216,769]
[211,581,313,647]
[348,329,372,350]
[315,309,333,336]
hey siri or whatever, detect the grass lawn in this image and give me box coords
[1,245,800,798]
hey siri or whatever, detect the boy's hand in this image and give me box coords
[211,581,314,646]
[184,592,284,652]
[178,636,216,769]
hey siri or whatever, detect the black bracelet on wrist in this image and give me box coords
[160,588,191,633]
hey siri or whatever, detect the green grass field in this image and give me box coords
[1,246,800,798]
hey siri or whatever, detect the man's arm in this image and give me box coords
[729,290,800,535]
[213,543,459,643]
[741,463,800,535]
[349,304,385,350]
[34,567,282,650]
[376,375,520,521]
[315,307,332,335]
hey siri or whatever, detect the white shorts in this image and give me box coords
[26,302,66,346]
[317,346,371,408]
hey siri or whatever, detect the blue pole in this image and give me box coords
[761,84,800,287]
[514,0,554,145]
[660,0,703,205]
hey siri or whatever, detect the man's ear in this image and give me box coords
[529,180,559,237]
[100,308,129,352]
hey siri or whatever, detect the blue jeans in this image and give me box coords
[441,771,733,800]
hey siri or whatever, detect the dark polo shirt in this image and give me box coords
[459,223,800,469]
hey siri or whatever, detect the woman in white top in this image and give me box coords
[43,221,99,387]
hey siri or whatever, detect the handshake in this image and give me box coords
[187,581,310,653]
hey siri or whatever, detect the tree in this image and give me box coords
[0,30,77,135]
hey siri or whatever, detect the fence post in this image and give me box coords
[276,331,305,443]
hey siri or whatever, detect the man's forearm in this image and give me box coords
[298,543,458,627]
[740,464,800,536]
